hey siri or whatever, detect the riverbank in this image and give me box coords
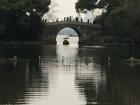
[0,41,139,47]
[0,41,41,45]
[83,41,140,47]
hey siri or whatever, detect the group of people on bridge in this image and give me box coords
[43,16,95,24]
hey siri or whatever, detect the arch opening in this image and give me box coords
[56,27,79,46]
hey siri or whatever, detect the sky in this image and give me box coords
[46,0,103,21]
[52,0,77,19]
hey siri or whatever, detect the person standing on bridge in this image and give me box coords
[56,18,59,22]
[64,17,66,21]
[69,16,72,21]
[81,18,83,22]
[75,17,78,21]
[87,19,90,23]
[67,17,69,21]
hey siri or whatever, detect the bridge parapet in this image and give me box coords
[44,21,101,28]
[42,21,101,44]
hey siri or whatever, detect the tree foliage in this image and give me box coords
[75,0,140,43]
[75,0,124,13]
[75,0,98,12]
[0,0,51,40]
[106,0,140,42]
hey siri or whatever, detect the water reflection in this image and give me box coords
[0,45,140,105]
[45,45,85,105]
[0,45,48,105]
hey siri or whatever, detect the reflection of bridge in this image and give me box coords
[42,21,101,44]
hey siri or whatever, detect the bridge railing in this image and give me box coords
[43,21,101,28]
[42,18,95,24]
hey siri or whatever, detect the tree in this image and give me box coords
[75,0,98,13]
[0,0,51,40]
[75,0,124,13]
[75,0,140,44]
[106,0,140,43]
[42,2,58,22]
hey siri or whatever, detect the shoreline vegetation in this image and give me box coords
[0,0,51,41]
[0,0,139,45]
[76,0,140,45]
[0,41,139,47]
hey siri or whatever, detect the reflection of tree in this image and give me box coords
[75,49,110,105]
[76,80,98,104]
[75,47,136,105]
[108,63,140,105]
[61,46,140,105]
[75,65,112,105]
[0,46,48,104]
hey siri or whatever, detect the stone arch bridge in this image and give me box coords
[42,21,101,44]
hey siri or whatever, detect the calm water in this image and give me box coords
[0,44,140,105]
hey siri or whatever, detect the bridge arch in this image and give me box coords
[55,26,86,44]
[56,27,80,45]
[57,27,79,37]
[42,21,101,44]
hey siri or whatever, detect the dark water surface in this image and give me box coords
[0,44,140,105]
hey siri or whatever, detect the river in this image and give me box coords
[0,43,140,105]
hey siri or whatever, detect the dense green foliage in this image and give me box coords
[75,0,124,12]
[75,0,98,12]
[106,0,140,43]
[76,0,140,44]
[0,0,50,41]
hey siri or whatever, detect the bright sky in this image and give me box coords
[52,0,77,19]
